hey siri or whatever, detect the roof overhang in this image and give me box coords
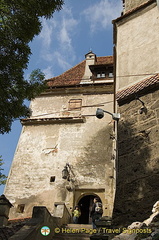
[21,116,86,125]
[112,0,156,25]
[39,82,114,96]
[116,74,159,105]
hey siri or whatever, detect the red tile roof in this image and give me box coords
[8,217,31,224]
[47,56,113,87]
[116,74,159,103]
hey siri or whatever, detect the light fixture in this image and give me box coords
[96,108,120,121]
[62,163,70,181]
[136,97,147,114]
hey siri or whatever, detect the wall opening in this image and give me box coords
[50,176,55,182]
[77,194,102,224]
[17,204,25,213]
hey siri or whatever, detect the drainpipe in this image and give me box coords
[112,19,119,205]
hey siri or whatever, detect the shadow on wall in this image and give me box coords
[113,119,159,227]
[77,125,113,182]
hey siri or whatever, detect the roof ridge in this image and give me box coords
[47,56,113,81]
[9,217,31,221]
[46,55,113,87]
[98,55,113,57]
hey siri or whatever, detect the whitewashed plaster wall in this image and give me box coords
[116,3,159,91]
[4,91,115,219]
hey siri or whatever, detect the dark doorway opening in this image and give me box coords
[78,194,101,224]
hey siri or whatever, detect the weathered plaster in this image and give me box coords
[124,0,150,13]
[4,90,115,219]
[116,4,159,91]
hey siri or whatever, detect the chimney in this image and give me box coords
[0,194,13,226]
[80,51,96,84]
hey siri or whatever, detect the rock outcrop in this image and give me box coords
[112,201,159,240]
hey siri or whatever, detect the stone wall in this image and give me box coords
[9,205,71,240]
[113,88,159,226]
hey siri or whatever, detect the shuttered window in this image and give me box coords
[68,99,82,111]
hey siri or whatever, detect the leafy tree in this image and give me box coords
[0,0,64,134]
[0,156,7,185]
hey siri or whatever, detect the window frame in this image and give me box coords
[68,99,82,111]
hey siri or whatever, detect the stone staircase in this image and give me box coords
[52,224,92,240]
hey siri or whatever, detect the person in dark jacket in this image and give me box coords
[90,197,103,229]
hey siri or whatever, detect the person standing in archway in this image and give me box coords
[72,206,81,224]
[90,197,103,229]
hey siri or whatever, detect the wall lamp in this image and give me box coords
[96,108,120,121]
[62,163,70,181]
[136,97,147,114]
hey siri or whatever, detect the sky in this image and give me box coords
[0,0,122,194]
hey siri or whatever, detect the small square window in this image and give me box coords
[97,72,106,78]
[68,99,82,111]
[109,72,113,78]
[97,73,101,78]
[17,204,25,213]
[50,176,56,182]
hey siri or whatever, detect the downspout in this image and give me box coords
[112,19,118,196]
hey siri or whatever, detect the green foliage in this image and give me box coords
[0,0,64,134]
[0,156,7,185]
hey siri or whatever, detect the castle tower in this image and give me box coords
[122,0,150,13]
[112,0,159,226]
[4,53,116,223]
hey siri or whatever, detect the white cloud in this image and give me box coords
[43,66,54,79]
[54,51,72,71]
[37,6,78,73]
[82,0,122,32]
[38,18,56,48]
[58,13,78,50]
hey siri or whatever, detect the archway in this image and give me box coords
[77,194,102,224]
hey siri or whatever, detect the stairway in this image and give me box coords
[52,224,92,240]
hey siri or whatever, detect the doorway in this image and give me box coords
[77,194,101,224]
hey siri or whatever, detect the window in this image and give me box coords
[17,204,25,213]
[109,72,113,78]
[68,99,82,111]
[50,176,56,182]
[97,72,106,78]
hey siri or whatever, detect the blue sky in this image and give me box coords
[0,0,122,194]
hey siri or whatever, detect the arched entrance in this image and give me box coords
[77,194,102,224]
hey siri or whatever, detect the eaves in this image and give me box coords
[21,116,86,125]
[112,0,156,26]
[39,82,114,96]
